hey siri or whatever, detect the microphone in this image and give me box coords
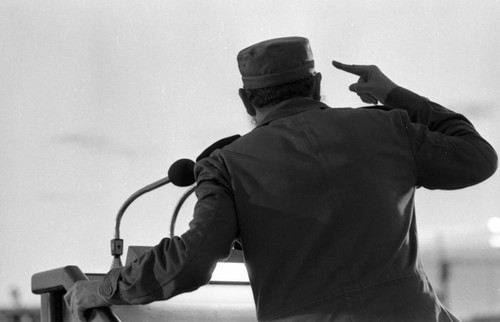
[110,158,195,269]
[168,158,195,187]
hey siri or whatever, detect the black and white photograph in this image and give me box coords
[1,1,499,321]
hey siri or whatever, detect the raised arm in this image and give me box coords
[332,60,497,189]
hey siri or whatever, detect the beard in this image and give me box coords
[247,115,258,128]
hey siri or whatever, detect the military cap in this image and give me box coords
[237,36,315,89]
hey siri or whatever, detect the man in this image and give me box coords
[65,37,497,321]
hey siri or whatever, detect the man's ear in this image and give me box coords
[238,88,256,116]
[312,72,322,101]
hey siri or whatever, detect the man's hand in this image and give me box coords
[331,61,397,105]
[64,280,111,322]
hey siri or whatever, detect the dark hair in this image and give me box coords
[244,75,316,108]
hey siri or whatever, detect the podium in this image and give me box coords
[31,249,256,322]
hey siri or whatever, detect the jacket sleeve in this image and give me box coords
[386,87,498,189]
[385,86,497,189]
[97,157,238,304]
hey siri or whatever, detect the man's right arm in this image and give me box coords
[332,61,497,189]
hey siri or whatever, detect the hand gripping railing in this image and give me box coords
[32,266,120,322]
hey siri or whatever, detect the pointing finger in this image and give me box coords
[332,60,371,77]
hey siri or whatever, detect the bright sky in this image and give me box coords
[1,0,499,312]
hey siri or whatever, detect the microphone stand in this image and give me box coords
[169,184,197,238]
[111,176,171,269]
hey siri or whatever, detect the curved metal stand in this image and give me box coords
[169,184,197,238]
[111,176,171,269]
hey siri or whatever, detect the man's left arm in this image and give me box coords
[65,157,238,320]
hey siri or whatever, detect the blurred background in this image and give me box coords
[1,0,499,321]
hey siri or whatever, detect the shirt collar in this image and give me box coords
[258,97,329,127]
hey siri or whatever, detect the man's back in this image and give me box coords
[206,94,466,321]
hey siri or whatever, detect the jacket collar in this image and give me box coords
[258,97,329,127]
